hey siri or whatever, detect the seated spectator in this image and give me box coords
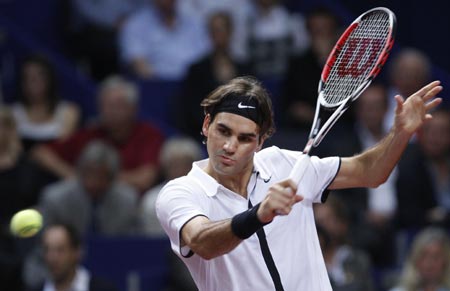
[389,227,450,291]
[177,0,252,61]
[175,11,251,142]
[140,136,203,291]
[396,108,450,229]
[27,223,119,291]
[319,83,397,267]
[11,54,80,151]
[119,0,209,80]
[140,136,204,236]
[0,106,50,291]
[244,0,309,78]
[39,140,138,236]
[384,48,432,131]
[32,75,164,193]
[314,195,375,291]
[280,7,341,130]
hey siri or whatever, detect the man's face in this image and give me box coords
[80,163,112,199]
[43,226,80,283]
[99,87,136,130]
[356,86,387,131]
[203,112,263,177]
[415,241,447,283]
[419,111,450,159]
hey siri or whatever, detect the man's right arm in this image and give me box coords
[180,179,302,260]
[181,216,241,260]
[31,145,74,179]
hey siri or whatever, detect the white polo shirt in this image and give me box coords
[156,146,340,291]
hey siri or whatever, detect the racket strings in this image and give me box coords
[324,11,391,106]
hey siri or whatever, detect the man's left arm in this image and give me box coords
[330,81,443,190]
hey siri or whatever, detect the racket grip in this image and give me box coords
[288,154,311,186]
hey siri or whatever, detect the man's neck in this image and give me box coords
[205,165,254,198]
[54,268,77,291]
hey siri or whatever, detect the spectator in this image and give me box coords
[396,108,450,229]
[389,227,450,291]
[140,136,204,291]
[175,11,251,142]
[385,48,432,131]
[178,0,252,61]
[11,54,80,151]
[38,140,139,236]
[0,106,50,291]
[314,195,375,291]
[24,141,138,289]
[32,75,164,193]
[280,7,341,130]
[119,0,209,80]
[319,83,397,267]
[140,136,204,236]
[66,0,146,81]
[244,0,309,78]
[27,223,119,291]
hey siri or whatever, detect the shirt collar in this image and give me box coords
[190,156,272,197]
[43,267,90,291]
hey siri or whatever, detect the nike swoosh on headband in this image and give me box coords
[238,102,256,109]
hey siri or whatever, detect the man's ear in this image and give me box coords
[256,136,266,152]
[202,114,211,137]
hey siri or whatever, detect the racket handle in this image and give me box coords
[288,154,311,186]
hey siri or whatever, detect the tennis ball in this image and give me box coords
[10,209,43,238]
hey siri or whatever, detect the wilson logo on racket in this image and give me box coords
[337,38,385,77]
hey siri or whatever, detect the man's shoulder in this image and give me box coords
[42,179,78,199]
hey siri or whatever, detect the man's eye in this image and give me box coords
[218,128,229,136]
[239,136,253,143]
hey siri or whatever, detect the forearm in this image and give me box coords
[183,204,268,260]
[355,127,411,187]
[332,128,411,189]
[31,146,74,179]
[182,217,241,260]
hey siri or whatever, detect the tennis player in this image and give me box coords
[156,76,442,290]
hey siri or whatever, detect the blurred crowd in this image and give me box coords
[1,0,450,291]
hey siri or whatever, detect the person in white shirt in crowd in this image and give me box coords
[119,0,209,80]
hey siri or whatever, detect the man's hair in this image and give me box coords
[98,75,139,105]
[45,222,82,249]
[200,76,276,139]
[76,140,120,179]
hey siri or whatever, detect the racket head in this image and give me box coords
[305,7,396,149]
[319,7,396,109]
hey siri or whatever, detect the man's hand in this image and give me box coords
[257,179,304,223]
[394,80,443,135]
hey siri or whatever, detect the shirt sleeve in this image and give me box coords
[155,178,207,257]
[119,10,150,63]
[275,148,340,203]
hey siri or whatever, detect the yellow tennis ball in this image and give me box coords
[10,209,43,238]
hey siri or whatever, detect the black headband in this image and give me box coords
[210,93,261,124]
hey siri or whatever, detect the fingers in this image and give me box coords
[425,97,442,111]
[414,80,441,98]
[394,95,404,114]
[269,182,303,216]
[422,84,443,102]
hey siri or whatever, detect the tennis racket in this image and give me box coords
[288,7,396,185]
